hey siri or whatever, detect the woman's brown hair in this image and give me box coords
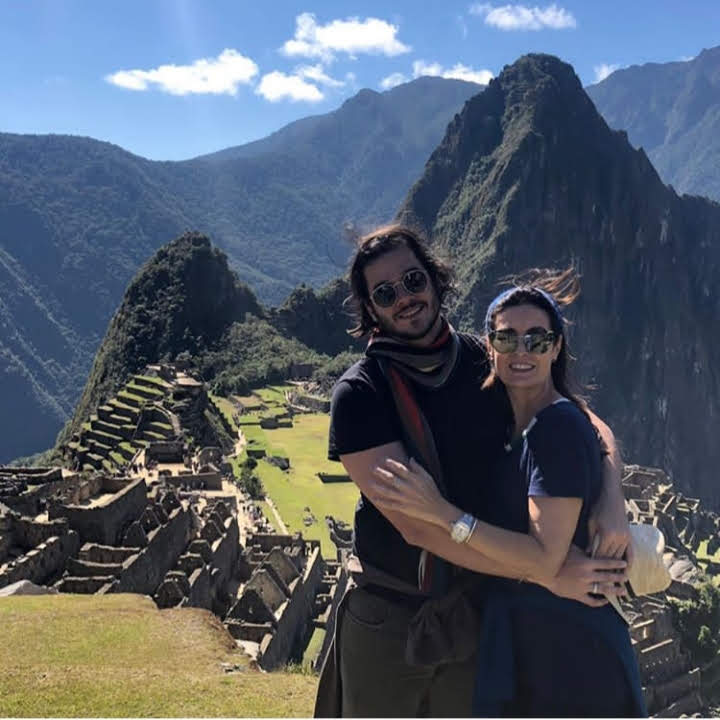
[483,266,593,421]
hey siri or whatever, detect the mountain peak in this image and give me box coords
[398,53,624,235]
[60,232,261,441]
[397,52,720,509]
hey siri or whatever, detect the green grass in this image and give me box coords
[260,500,281,532]
[0,593,317,717]
[697,540,720,563]
[242,424,270,451]
[209,394,239,431]
[126,382,165,397]
[255,385,293,405]
[135,374,170,387]
[117,390,146,405]
[256,413,358,556]
[303,627,326,667]
[235,393,263,411]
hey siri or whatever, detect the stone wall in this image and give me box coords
[317,473,351,484]
[312,562,350,671]
[49,478,147,545]
[0,472,79,517]
[0,467,63,483]
[160,472,222,491]
[12,514,71,550]
[113,505,193,594]
[257,544,325,670]
[0,531,79,589]
[155,502,239,614]
[146,441,184,464]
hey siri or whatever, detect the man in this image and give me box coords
[315,225,630,717]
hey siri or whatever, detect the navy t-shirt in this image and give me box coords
[328,335,511,586]
[483,398,603,551]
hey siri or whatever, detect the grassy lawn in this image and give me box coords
[209,394,240,431]
[255,385,294,404]
[696,540,720,562]
[257,413,358,556]
[235,393,263,411]
[261,500,281,532]
[0,593,317,717]
[303,627,326,668]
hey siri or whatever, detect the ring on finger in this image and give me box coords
[592,582,599,595]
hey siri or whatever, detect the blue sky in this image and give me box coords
[1,0,718,160]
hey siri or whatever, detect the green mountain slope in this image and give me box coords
[587,46,720,201]
[398,54,720,507]
[0,77,481,461]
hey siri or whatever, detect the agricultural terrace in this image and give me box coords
[0,594,316,717]
[227,386,359,556]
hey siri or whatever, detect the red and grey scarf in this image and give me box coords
[366,318,460,594]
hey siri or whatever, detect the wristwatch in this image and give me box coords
[450,513,476,543]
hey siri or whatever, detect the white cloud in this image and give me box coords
[413,60,493,85]
[380,72,408,90]
[296,64,345,87]
[105,49,258,95]
[469,3,577,31]
[592,63,620,83]
[256,71,324,102]
[281,13,411,62]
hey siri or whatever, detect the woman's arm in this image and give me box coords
[341,446,627,602]
[373,458,583,580]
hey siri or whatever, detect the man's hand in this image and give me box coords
[541,545,629,607]
[588,468,631,560]
[585,411,631,560]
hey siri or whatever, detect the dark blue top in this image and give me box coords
[483,398,602,547]
[473,398,646,717]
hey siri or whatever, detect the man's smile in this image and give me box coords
[395,303,425,320]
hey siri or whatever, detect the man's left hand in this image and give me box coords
[588,485,631,560]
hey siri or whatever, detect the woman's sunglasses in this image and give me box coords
[489,327,557,354]
[370,269,429,308]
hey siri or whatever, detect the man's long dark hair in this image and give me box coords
[345,224,455,338]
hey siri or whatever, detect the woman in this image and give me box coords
[371,268,645,717]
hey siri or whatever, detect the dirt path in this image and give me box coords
[265,497,288,534]
[234,429,246,458]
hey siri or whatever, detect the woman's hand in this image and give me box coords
[542,545,629,607]
[370,458,451,528]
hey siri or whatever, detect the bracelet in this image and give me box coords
[464,516,478,544]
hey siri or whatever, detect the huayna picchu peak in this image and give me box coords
[398,53,720,508]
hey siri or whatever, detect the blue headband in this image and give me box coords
[484,286,564,335]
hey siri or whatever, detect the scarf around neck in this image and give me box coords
[365,318,460,593]
[365,318,461,389]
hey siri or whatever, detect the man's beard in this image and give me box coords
[374,301,441,342]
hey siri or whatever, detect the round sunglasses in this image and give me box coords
[370,269,429,308]
[489,327,557,354]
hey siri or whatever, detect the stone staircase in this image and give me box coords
[65,374,178,473]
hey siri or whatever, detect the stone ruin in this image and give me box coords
[0,459,336,673]
[62,364,232,477]
[614,464,720,715]
[286,390,331,415]
[225,533,325,669]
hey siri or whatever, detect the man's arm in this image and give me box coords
[586,411,631,559]
[341,443,627,603]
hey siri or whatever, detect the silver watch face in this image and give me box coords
[451,514,473,543]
